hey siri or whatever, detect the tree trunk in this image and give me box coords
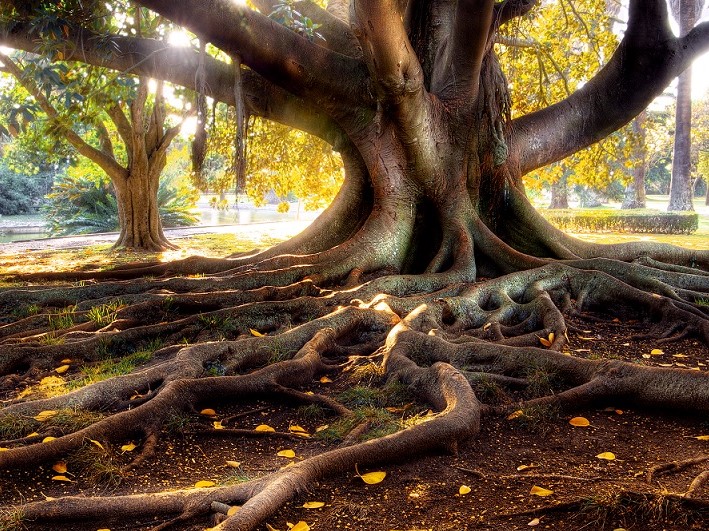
[622,112,648,209]
[549,174,569,209]
[668,0,701,211]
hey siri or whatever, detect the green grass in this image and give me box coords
[86,300,124,326]
[67,348,156,390]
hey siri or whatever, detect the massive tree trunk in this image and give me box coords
[668,0,702,211]
[1,1,709,530]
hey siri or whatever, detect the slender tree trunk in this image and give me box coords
[549,174,569,209]
[623,112,647,209]
[668,0,700,211]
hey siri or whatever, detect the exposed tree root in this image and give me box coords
[1,240,708,530]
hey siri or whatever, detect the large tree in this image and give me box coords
[1,1,709,530]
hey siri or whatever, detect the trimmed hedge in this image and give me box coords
[542,209,699,234]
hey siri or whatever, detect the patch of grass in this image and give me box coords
[513,404,562,435]
[11,303,41,319]
[46,408,105,434]
[348,361,385,385]
[67,349,155,390]
[268,339,295,364]
[337,385,382,408]
[71,441,125,488]
[524,365,565,398]
[0,414,36,440]
[38,333,65,346]
[86,300,124,326]
[317,407,398,443]
[164,411,195,435]
[297,404,327,421]
[695,297,709,307]
[467,375,508,405]
[0,508,24,531]
[219,468,252,486]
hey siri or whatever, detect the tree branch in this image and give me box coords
[135,0,369,107]
[437,0,494,101]
[511,0,708,176]
[494,0,538,26]
[106,103,134,164]
[0,51,128,181]
[0,21,347,148]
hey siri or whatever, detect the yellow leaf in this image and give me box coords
[694,435,709,440]
[60,358,72,364]
[213,421,225,430]
[569,417,590,427]
[52,461,67,473]
[359,470,386,484]
[459,485,471,495]
[39,376,64,387]
[319,376,333,383]
[227,506,241,516]
[641,354,651,359]
[507,410,524,420]
[89,439,105,450]
[51,475,72,482]
[255,424,275,432]
[34,410,58,422]
[290,522,310,531]
[97,529,111,531]
[121,442,137,452]
[315,425,329,432]
[596,452,616,460]
[673,354,688,358]
[277,449,296,458]
[516,464,538,471]
[530,485,553,497]
[200,408,217,416]
[194,480,215,488]
[650,348,664,355]
[538,336,552,347]
[55,364,70,374]
[42,436,56,443]
[226,460,241,468]
[0,447,8,452]
[302,501,325,509]
[27,432,39,438]
[548,332,555,343]
[528,517,541,526]
[289,425,308,434]
[249,328,265,337]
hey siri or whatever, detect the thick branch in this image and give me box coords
[0,21,345,146]
[135,0,369,107]
[494,0,538,26]
[511,0,709,175]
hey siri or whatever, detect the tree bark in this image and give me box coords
[622,112,648,209]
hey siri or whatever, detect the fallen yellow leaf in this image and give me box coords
[27,432,39,438]
[359,470,386,484]
[54,364,70,374]
[121,442,137,452]
[51,475,72,482]
[0,447,8,452]
[319,376,332,383]
[538,336,552,347]
[528,517,541,526]
[249,328,265,337]
[315,425,329,432]
[302,501,325,509]
[200,408,217,416]
[459,485,471,495]
[89,439,105,451]
[277,449,296,458]
[596,452,616,460]
[60,358,72,364]
[226,460,241,468]
[694,435,709,440]
[673,353,688,358]
[650,348,664,355]
[255,424,275,432]
[530,485,553,497]
[194,480,216,488]
[507,410,524,420]
[213,421,225,430]
[34,410,58,422]
[52,461,67,473]
[42,436,56,443]
[516,464,538,471]
[290,522,310,531]
[289,425,308,434]
[569,417,590,427]
[227,505,240,516]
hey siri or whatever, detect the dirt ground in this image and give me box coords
[1,235,708,531]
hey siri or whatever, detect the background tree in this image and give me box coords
[1,1,709,530]
[668,0,704,211]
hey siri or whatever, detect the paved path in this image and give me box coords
[0,221,311,254]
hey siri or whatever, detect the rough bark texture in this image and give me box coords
[1,1,709,530]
